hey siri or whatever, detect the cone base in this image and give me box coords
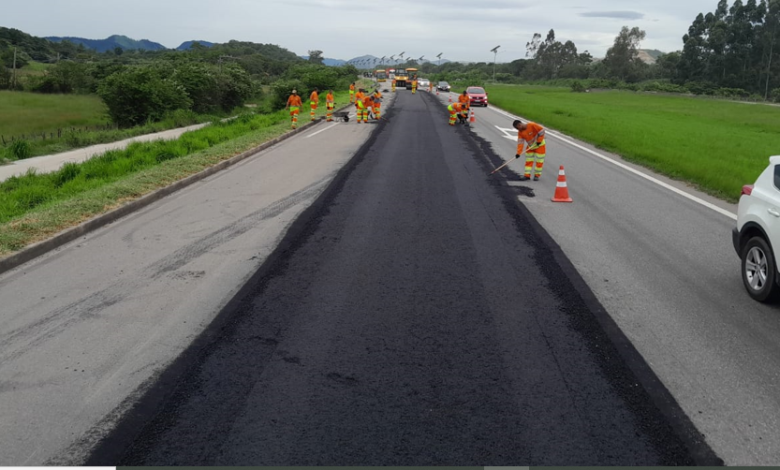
[552,196,573,203]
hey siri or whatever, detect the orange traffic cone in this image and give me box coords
[552,166,573,203]
[448,94,452,103]
[469,108,476,123]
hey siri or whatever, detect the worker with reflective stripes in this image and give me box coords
[286,89,302,129]
[362,94,374,123]
[326,90,335,122]
[349,83,356,103]
[458,90,470,122]
[447,102,464,126]
[513,119,547,181]
[355,88,367,123]
[372,90,383,120]
[309,88,319,121]
[411,76,418,94]
[429,80,434,92]
[391,77,397,93]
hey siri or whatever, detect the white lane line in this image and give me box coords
[306,122,339,139]
[487,105,738,220]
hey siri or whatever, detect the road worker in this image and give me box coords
[391,77,397,93]
[447,102,464,126]
[458,90,470,122]
[411,75,418,94]
[349,82,356,103]
[513,119,547,181]
[355,88,367,123]
[372,89,383,120]
[286,89,302,129]
[363,94,374,123]
[309,88,319,121]
[326,90,335,122]
[429,80,434,92]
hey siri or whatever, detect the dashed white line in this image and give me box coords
[487,105,738,220]
[306,122,339,138]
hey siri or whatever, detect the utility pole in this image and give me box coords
[490,45,501,81]
[437,52,443,66]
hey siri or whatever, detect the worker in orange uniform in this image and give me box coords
[429,80,434,92]
[513,119,547,181]
[355,88,367,123]
[372,89,383,120]
[363,93,374,123]
[286,89,302,129]
[458,90,470,123]
[349,83,356,104]
[411,76,418,94]
[447,102,464,126]
[391,77,397,93]
[309,88,319,121]
[326,90,335,122]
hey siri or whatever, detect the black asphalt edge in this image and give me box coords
[83,105,390,465]
[0,108,354,277]
[443,97,723,465]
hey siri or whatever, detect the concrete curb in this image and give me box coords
[0,114,341,277]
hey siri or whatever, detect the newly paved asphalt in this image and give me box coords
[86,90,716,465]
[441,91,776,465]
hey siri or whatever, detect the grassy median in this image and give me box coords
[487,85,780,202]
[0,91,352,256]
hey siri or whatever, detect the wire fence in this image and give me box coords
[0,123,120,146]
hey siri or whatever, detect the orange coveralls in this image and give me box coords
[517,122,547,179]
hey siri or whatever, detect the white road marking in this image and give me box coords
[306,123,339,138]
[494,126,517,141]
[487,105,738,220]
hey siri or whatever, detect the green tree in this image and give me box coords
[603,26,647,82]
[308,50,324,65]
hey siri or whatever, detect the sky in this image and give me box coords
[5,0,719,62]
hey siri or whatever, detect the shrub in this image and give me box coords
[772,88,780,103]
[270,79,305,111]
[6,140,32,160]
[98,66,192,127]
[571,81,586,93]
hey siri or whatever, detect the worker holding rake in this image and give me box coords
[513,119,547,181]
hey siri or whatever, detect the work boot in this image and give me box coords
[519,175,530,181]
[534,176,540,181]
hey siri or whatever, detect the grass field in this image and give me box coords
[0,91,352,256]
[487,85,780,202]
[0,90,110,138]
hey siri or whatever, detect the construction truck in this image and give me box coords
[393,68,409,89]
[405,68,419,90]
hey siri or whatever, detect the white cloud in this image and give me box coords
[4,0,716,61]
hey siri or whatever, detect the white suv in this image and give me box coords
[734,156,780,302]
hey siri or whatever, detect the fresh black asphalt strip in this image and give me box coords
[84,91,722,466]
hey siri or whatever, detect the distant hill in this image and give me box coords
[298,55,347,66]
[0,26,87,62]
[46,35,166,53]
[177,40,216,51]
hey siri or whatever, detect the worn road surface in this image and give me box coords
[85,90,717,465]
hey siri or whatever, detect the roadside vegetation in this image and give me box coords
[488,85,780,202]
[0,91,350,255]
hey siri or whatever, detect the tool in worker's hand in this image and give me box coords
[490,154,520,175]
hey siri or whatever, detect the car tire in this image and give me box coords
[741,236,780,303]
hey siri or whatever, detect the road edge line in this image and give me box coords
[0,114,340,277]
[487,104,737,220]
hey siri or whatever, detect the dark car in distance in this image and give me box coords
[437,81,451,92]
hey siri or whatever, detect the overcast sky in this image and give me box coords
[6,0,718,62]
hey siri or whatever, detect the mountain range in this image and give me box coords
[45,35,214,53]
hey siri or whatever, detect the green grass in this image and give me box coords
[0,90,109,137]
[487,85,780,202]
[0,91,352,256]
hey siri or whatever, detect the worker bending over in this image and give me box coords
[513,119,547,181]
[447,102,464,126]
[326,90,335,122]
[286,89,302,129]
[363,94,374,123]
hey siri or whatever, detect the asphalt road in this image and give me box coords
[0,99,384,465]
[439,91,776,465]
[85,90,715,465]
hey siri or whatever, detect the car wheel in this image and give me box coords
[741,236,780,302]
